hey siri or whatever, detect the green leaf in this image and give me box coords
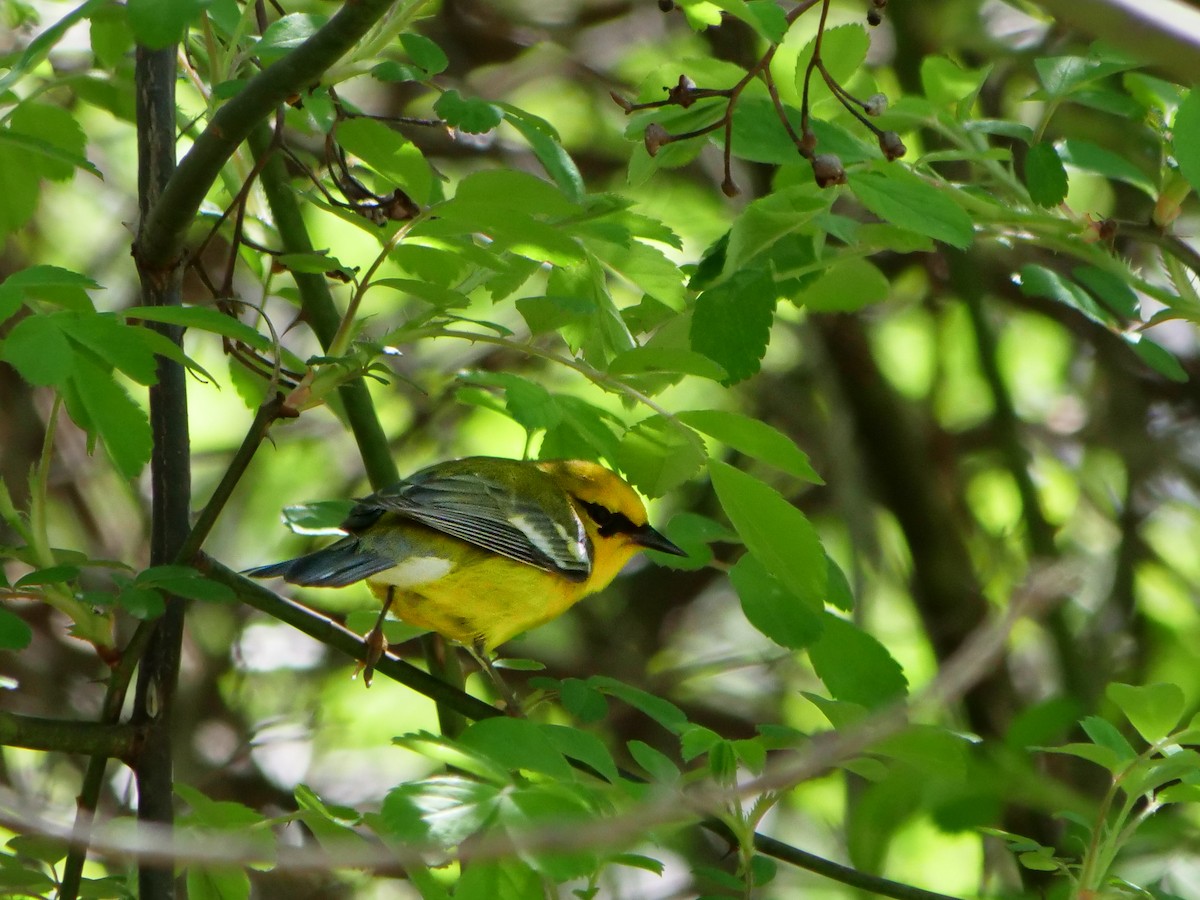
[616,416,706,499]
[0,607,32,650]
[122,306,271,351]
[607,347,727,381]
[1124,333,1188,382]
[380,776,499,845]
[0,266,99,321]
[0,142,44,235]
[1024,141,1068,207]
[558,677,608,723]
[59,313,160,385]
[1034,54,1136,100]
[848,167,974,249]
[68,354,153,479]
[792,24,870,106]
[678,409,822,482]
[126,0,208,49]
[793,257,890,313]
[729,554,823,649]
[1039,742,1121,772]
[399,33,448,76]
[117,585,165,618]
[920,56,990,115]
[256,13,324,61]
[825,555,854,612]
[708,460,826,612]
[515,294,593,334]
[1058,138,1155,196]
[0,314,74,386]
[434,89,502,134]
[627,739,680,783]
[690,271,777,385]
[1174,89,1200,196]
[454,859,542,900]
[808,613,908,708]
[336,117,434,205]
[500,106,585,202]
[457,717,575,779]
[1072,265,1139,318]
[8,102,98,180]
[1106,682,1185,744]
[540,723,619,782]
[1018,264,1110,324]
[14,565,79,588]
[590,676,688,733]
[680,725,723,762]
[723,185,827,274]
[184,866,250,900]
[1080,715,1137,763]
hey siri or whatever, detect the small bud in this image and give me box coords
[812,153,847,188]
[644,123,672,157]
[878,131,906,161]
[658,0,675,10]
[864,92,888,116]
[800,129,817,158]
[668,74,698,108]
[610,91,634,113]
[867,8,882,25]
[721,176,740,197]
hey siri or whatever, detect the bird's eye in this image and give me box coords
[580,501,636,538]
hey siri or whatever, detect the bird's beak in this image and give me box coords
[634,524,687,557]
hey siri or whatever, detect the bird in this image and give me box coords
[246,456,685,696]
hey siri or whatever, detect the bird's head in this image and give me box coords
[536,459,686,557]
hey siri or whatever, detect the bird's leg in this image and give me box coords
[466,641,523,716]
[360,586,396,687]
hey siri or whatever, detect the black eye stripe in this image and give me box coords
[579,501,638,538]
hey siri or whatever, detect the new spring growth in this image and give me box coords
[812,154,847,187]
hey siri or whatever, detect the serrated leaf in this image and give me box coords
[792,257,889,313]
[678,409,821,482]
[729,553,823,649]
[1106,682,1185,744]
[616,416,706,498]
[0,265,99,321]
[590,676,688,733]
[709,460,826,611]
[0,314,73,386]
[69,354,152,479]
[434,89,502,134]
[848,167,974,249]
[808,613,907,708]
[690,271,776,385]
[457,717,575,779]
[1024,141,1068,207]
[380,776,499,845]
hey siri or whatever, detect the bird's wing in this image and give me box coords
[344,462,593,582]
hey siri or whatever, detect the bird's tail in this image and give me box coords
[244,537,394,588]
